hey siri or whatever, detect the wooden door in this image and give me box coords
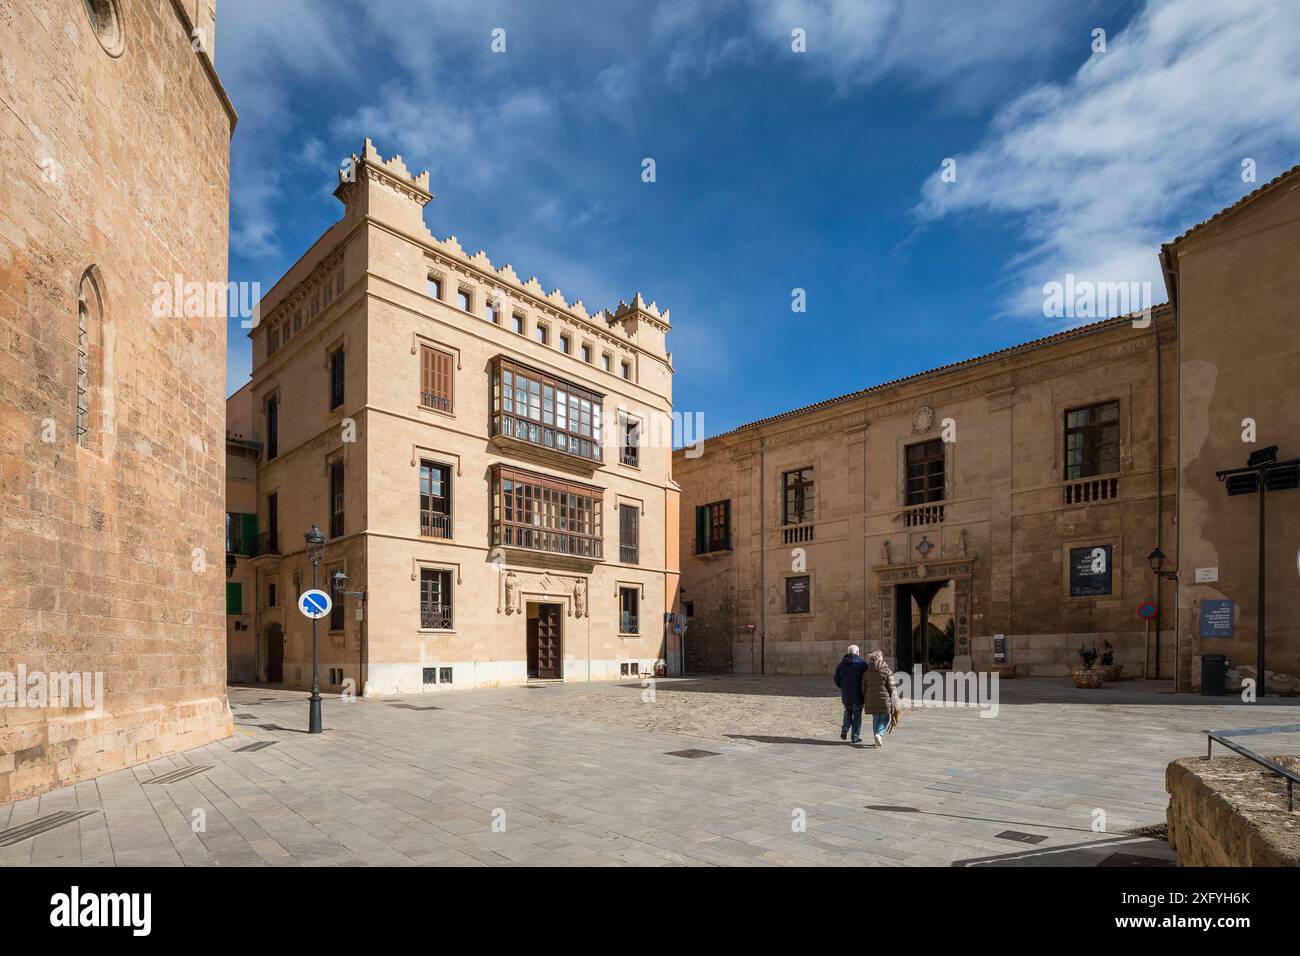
[536,604,562,679]
[267,626,284,683]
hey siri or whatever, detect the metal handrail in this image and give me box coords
[1204,722,1300,811]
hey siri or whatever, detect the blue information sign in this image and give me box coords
[1199,599,1235,638]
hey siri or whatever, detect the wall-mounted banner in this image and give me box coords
[1069,545,1112,597]
[1199,598,1235,638]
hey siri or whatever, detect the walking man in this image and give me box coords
[833,644,869,744]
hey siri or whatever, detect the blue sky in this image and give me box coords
[218,0,1300,437]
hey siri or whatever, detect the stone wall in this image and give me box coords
[1166,755,1300,866]
[675,314,1178,677]
[0,0,235,804]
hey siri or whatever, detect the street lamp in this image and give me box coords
[1215,445,1300,698]
[1146,547,1178,581]
[332,569,368,696]
[305,524,326,733]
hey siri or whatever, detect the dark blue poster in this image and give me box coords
[1199,599,1235,638]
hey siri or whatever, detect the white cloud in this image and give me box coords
[915,0,1300,320]
[743,0,1074,102]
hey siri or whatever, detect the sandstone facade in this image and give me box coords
[238,140,680,696]
[674,312,1179,679]
[1163,168,1300,693]
[676,170,1300,693]
[0,0,235,804]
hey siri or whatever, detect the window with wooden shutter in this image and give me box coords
[420,345,453,413]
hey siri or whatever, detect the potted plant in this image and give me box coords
[1072,644,1104,688]
[1098,640,1120,682]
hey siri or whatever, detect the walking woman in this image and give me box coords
[860,650,897,747]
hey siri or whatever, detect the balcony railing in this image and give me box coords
[496,525,603,560]
[782,523,814,545]
[620,614,639,635]
[251,532,280,557]
[903,503,945,527]
[420,510,453,539]
[420,391,452,413]
[420,603,453,630]
[1064,476,1119,505]
[492,410,602,464]
[620,543,639,564]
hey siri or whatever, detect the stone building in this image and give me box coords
[225,384,258,683]
[240,139,680,695]
[675,310,1179,680]
[1163,165,1300,693]
[0,0,235,804]
[676,172,1300,693]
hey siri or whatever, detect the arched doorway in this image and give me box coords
[876,559,975,672]
[266,623,284,683]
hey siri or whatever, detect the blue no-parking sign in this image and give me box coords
[299,588,333,620]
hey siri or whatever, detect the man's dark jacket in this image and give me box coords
[833,653,868,706]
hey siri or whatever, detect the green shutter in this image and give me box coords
[695,505,707,553]
[226,582,242,615]
[241,513,258,555]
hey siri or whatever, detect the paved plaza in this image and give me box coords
[3,676,1299,867]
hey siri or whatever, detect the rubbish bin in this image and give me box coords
[1201,654,1228,697]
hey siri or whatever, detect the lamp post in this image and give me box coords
[332,569,367,698]
[1215,446,1300,699]
[305,524,326,732]
[1146,547,1178,581]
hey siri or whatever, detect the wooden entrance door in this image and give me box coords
[267,625,284,683]
[894,587,914,674]
[528,604,562,679]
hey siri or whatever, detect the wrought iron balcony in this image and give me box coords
[420,510,453,539]
[420,603,453,630]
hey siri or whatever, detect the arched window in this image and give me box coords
[76,269,104,450]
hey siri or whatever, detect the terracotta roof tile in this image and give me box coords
[1166,163,1300,247]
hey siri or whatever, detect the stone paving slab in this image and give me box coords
[1,675,1297,866]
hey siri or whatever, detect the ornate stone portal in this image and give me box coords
[875,559,975,669]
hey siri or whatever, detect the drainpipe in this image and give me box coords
[1154,309,1164,682]
[758,437,766,675]
[1160,246,1182,689]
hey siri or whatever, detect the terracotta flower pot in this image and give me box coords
[1099,663,1121,682]
[1071,668,1104,689]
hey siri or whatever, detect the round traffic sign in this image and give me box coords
[299,588,333,619]
[1138,601,1158,620]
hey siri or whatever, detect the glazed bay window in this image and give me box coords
[1066,400,1120,479]
[619,587,639,634]
[905,439,945,505]
[491,464,603,559]
[419,568,453,629]
[419,459,452,538]
[782,468,815,524]
[490,356,602,463]
[420,344,453,413]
